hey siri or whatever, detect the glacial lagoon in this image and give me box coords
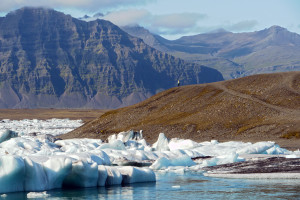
[0,119,300,199]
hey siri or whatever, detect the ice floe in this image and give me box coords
[0,119,299,194]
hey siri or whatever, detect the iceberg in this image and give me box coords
[105,167,123,185]
[0,130,18,143]
[43,156,72,190]
[63,160,98,188]
[0,156,25,193]
[97,165,108,186]
[152,133,170,151]
[150,155,196,170]
[119,166,156,184]
[0,118,299,194]
[24,157,48,191]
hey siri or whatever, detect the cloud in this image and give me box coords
[101,9,206,36]
[226,20,258,32]
[0,0,152,12]
[150,13,206,30]
[103,9,150,26]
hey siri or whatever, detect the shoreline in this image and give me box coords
[0,109,298,151]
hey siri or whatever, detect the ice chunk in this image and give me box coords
[237,141,275,154]
[0,130,18,143]
[24,157,48,191]
[105,167,123,185]
[150,155,196,170]
[63,161,98,188]
[91,152,111,165]
[265,145,290,155]
[109,130,144,144]
[168,138,200,151]
[97,165,108,186]
[99,140,126,150]
[0,155,25,193]
[153,133,169,151]
[119,166,156,184]
[43,156,72,190]
[27,191,49,198]
[202,153,243,167]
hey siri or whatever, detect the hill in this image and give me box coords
[62,71,300,148]
[122,26,300,79]
[0,7,223,109]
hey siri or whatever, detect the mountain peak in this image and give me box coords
[7,6,54,15]
[265,25,287,33]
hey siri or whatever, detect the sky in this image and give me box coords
[0,0,300,39]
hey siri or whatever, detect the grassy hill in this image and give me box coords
[61,71,300,148]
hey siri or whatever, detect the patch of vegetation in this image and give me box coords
[280,132,300,139]
[100,109,120,118]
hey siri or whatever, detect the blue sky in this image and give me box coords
[1,0,299,39]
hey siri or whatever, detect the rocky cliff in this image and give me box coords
[0,7,223,108]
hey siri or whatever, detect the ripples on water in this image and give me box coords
[2,172,300,199]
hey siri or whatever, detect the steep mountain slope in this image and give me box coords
[0,7,223,109]
[63,71,300,147]
[123,26,300,79]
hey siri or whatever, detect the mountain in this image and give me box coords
[0,7,223,109]
[122,25,300,79]
[62,71,300,148]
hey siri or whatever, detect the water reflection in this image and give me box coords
[2,173,300,199]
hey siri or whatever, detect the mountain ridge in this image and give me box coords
[122,25,300,79]
[0,7,223,109]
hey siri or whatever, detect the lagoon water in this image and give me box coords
[2,172,300,199]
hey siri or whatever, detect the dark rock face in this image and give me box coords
[204,157,300,173]
[0,7,223,109]
[123,25,300,80]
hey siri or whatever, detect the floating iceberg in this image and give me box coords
[150,155,196,170]
[0,119,299,194]
[119,166,156,184]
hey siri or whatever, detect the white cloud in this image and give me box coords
[103,9,150,26]
[100,9,206,36]
[0,0,152,12]
[227,20,258,32]
[150,13,206,29]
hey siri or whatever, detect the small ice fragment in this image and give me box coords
[27,191,49,198]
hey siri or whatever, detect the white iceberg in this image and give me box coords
[152,133,170,151]
[105,167,123,185]
[0,118,299,194]
[63,160,98,188]
[0,155,25,193]
[119,166,156,184]
[150,155,196,170]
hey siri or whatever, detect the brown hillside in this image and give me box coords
[61,72,300,149]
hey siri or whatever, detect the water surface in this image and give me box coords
[2,172,300,199]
